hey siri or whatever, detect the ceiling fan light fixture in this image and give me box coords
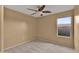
[26,5,52,16]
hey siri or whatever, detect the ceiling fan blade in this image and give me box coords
[27,8,37,11]
[38,5,45,11]
[31,13,37,15]
[42,11,51,13]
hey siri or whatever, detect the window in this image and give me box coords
[57,16,72,37]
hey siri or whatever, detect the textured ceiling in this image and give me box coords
[5,5,74,17]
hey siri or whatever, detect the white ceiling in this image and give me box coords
[5,5,74,17]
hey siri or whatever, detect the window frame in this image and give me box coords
[56,16,72,38]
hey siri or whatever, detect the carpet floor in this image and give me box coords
[4,40,76,53]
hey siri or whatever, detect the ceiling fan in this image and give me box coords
[27,5,52,16]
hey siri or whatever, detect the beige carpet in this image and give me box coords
[4,40,76,53]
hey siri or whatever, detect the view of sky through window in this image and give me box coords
[57,17,71,24]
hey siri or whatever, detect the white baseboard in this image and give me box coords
[3,39,35,51]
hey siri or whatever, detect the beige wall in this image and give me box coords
[4,7,36,49]
[37,10,74,48]
[0,6,2,51]
[74,6,79,51]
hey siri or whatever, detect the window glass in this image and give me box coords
[57,16,71,37]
